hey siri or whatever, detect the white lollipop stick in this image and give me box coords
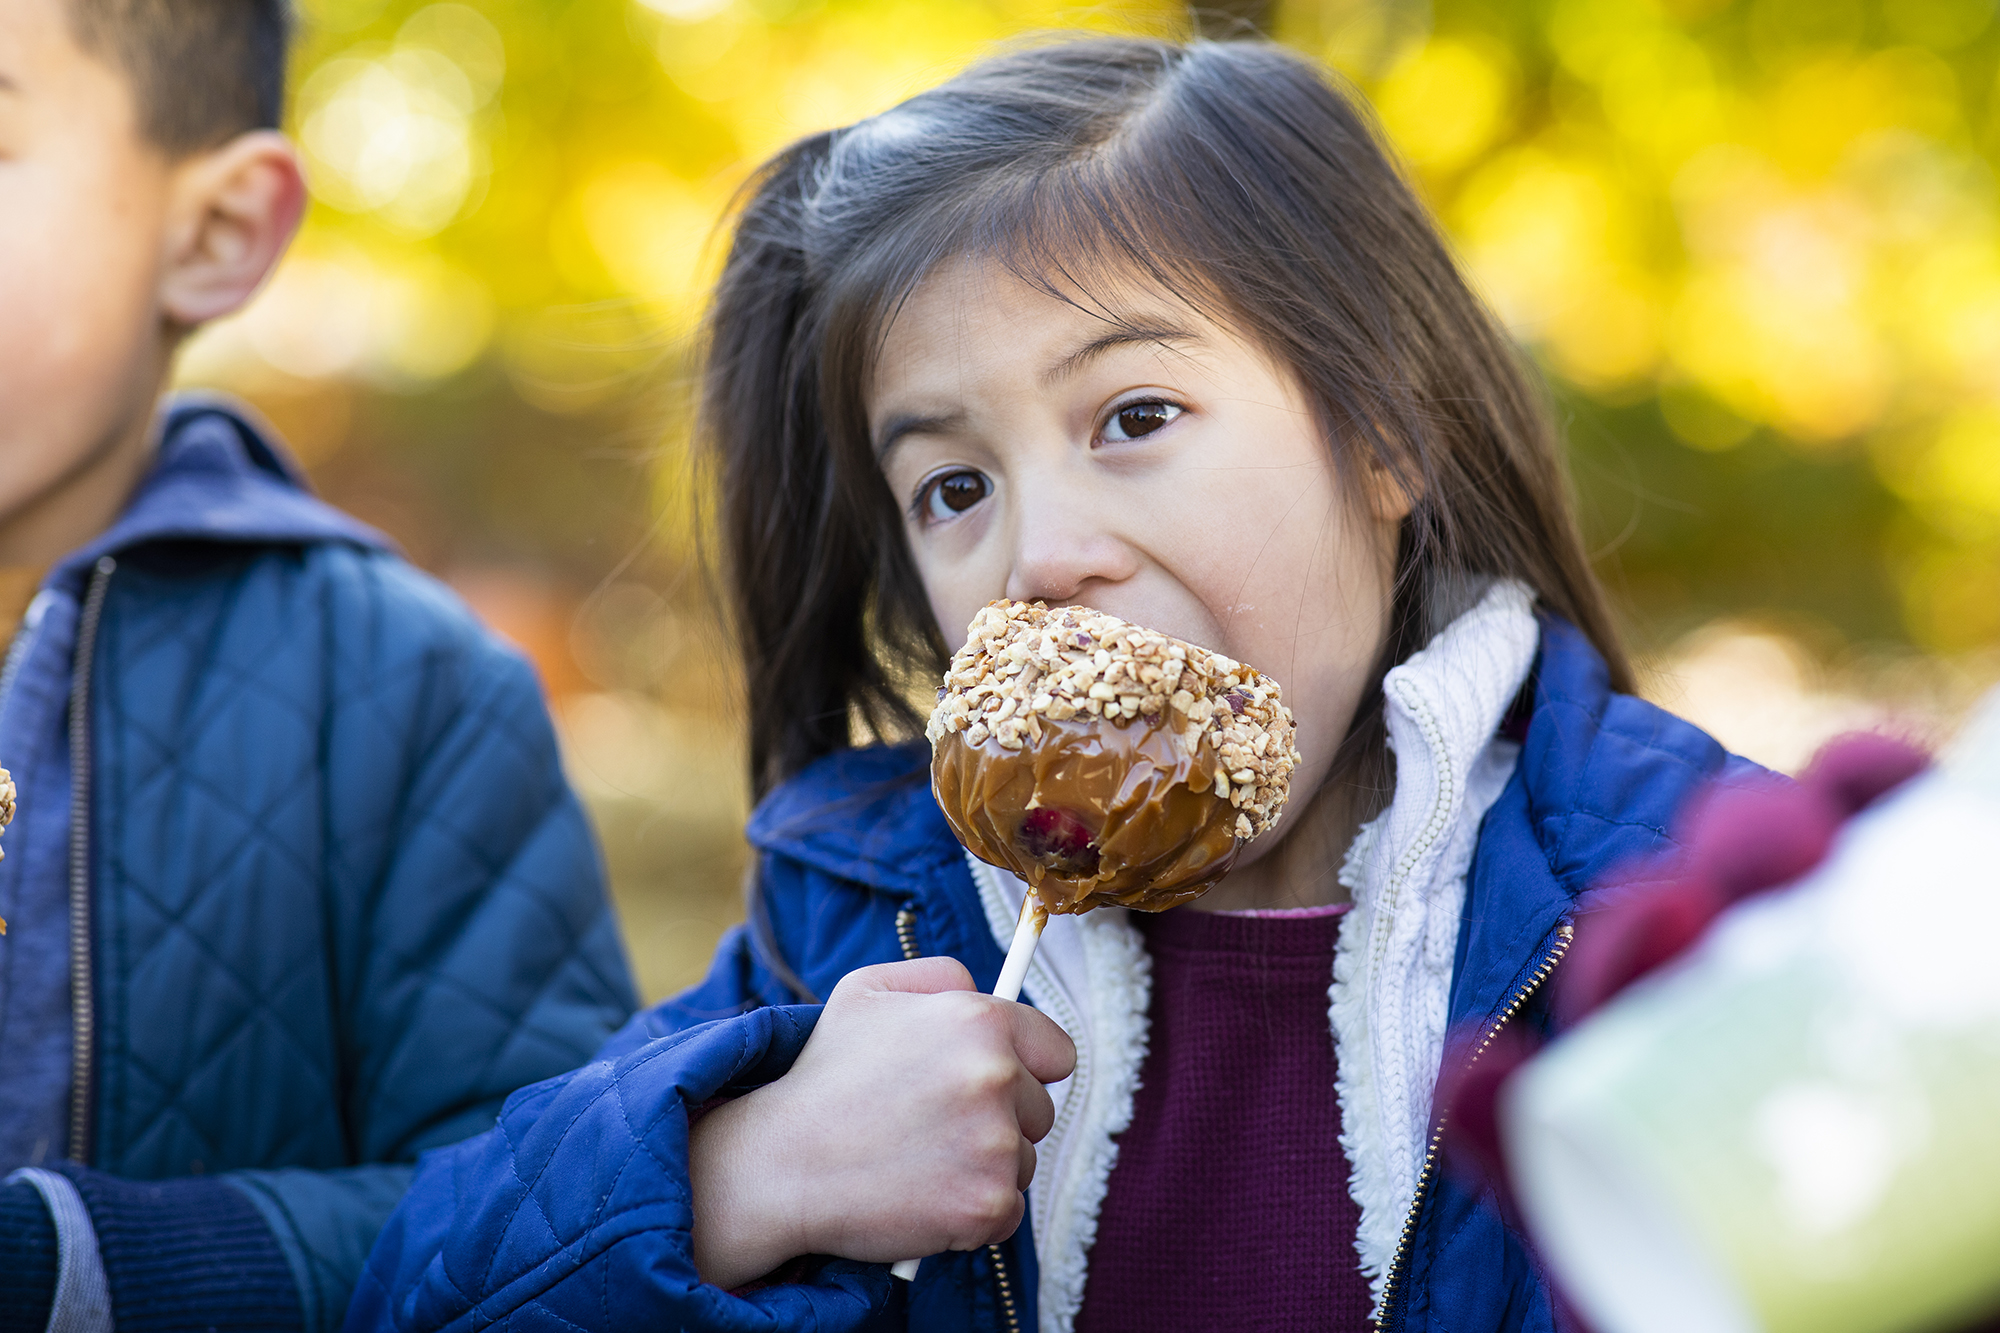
[889,893,1047,1283]
[989,892,1046,1005]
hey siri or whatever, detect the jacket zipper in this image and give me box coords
[1373,920,1573,1332]
[66,557,114,1163]
[895,904,1024,1333]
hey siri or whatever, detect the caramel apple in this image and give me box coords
[927,601,1299,915]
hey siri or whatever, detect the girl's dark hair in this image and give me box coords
[702,35,1632,800]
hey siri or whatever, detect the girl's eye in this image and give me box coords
[1101,400,1183,443]
[920,469,991,522]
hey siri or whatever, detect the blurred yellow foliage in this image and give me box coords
[1913,410,2000,535]
[1377,37,1516,172]
[176,0,2000,660]
[575,163,725,319]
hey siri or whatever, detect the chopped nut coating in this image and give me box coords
[927,600,1302,913]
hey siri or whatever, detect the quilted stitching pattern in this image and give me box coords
[1523,617,1767,894]
[345,1007,897,1333]
[89,541,635,1332]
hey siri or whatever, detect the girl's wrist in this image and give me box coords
[687,1085,813,1289]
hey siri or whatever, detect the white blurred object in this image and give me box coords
[1503,687,2000,1333]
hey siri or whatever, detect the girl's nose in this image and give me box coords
[1004,479,1140,605]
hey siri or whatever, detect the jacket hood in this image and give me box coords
[1520,613,1753,895]
[1441,611,1764,1040]
[51,393,392,592]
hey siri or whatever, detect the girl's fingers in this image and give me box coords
[1013,1066,1056,1142]
[839,955,977,997]
[1017,1137,1037,1192]
[1007,1003,1076,1086]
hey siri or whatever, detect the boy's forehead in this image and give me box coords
[0,0,84,81]
[0,0,24,72]
[0,0,148,143]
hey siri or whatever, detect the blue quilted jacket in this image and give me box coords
[2,399,636,1333]
[347,615,1754,1333]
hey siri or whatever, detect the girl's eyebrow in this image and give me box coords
[873,324,1197,459]
[875,409,965,460]
[1041,324,1199,386]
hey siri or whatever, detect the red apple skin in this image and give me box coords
[1019,806,1101,878]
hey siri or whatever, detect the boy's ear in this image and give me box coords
[158,131,307,330]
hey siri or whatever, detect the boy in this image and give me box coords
[0,1,637,1330]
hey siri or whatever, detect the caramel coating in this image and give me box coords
[927,601,1299,914]
[932,718,1238,913]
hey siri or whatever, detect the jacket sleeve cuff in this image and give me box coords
[8,1167,111,1333]
[52,1164,304,1333]
[0,1174,62,1332]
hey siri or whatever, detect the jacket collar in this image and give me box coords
[49,393,392,593]
[1446,610,1754,1032]
[1520,612,1745,895]
[749,611,1752,1333]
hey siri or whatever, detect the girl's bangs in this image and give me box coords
[834,136,1242,391]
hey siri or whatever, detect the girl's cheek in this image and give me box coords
[914,523,1007,651]
[929,581,990,651]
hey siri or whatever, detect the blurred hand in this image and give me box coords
[688,957,1076,1289]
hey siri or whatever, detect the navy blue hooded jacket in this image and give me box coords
[345,613,1754,1333]
[0,399,636,1333]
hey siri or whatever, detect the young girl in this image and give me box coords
[347,36,1757,1333]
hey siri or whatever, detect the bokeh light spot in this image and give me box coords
[1376,38,1513,175]
[299,49,485,236]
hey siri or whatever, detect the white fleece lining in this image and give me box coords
[970,857,1151,1333]
[1330,580,1538,1315]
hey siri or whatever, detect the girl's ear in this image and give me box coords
[1362,453,1419,525]
[157,130,307,331]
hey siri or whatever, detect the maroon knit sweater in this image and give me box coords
[1073,905,1373,1332]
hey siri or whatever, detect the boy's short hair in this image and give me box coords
[68,0,291,155]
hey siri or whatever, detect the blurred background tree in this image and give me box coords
[177,0,2000,1000]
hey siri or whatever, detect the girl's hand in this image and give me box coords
[688,956,1076,1289]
